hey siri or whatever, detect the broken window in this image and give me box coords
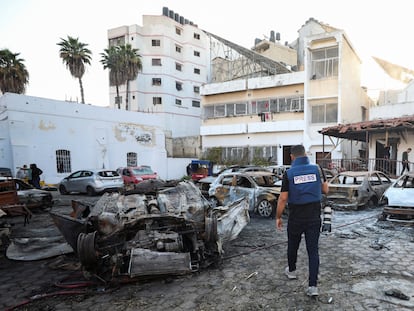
[311,47,339,79]
[56,149,71,173]
[152,78,162,86]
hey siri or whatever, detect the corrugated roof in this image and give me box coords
[319,115,414,141]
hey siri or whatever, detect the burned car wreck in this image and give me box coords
[51,180,249,281]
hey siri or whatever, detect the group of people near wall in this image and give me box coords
[16,163,43,189]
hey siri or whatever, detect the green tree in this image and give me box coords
[0,49,29,94]
[101,44,142,110]
[57,36,92,104]
[100,46,123,108]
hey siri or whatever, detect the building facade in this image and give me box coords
[0,93,191,184]
[200,18,371,166]
[107,8,210,140]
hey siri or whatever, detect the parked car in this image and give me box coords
[0,167,12,177]
[58,169,124,196]
[327,170,392,210]
[117,166,158,186]
[0,177,53,212]
[208,171,281,218]
[379,172,414,223]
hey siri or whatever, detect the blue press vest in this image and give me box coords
[287,156,322,205]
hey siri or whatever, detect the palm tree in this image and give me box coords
[57,36,92,104]
[100,46,123,109]
[0,49,29,94]
[119,44,142,110]
[101,44,142,110]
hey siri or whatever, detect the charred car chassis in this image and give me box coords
[51,180,249,281]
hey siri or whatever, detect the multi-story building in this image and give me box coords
[107,7,210,157]
[200,18,371,166]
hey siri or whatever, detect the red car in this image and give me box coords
[117,166,158,185]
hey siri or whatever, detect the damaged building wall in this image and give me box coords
[0,93,189,184]
[171,136,201,158]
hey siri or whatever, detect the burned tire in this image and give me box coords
[257,199,273,218]
[59,185,68,195]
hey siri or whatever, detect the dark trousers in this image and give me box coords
[287,218,321,287]
[401,162,409,175]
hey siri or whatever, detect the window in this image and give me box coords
[311,47,339,79]
[194,68,200,74]
[176,63,182,71]
[311,103,338,123]
[152,39,161,46]
[176,82,183,91]
[176,27,182,35]
[194,33,200,40]
[152,78,162,86]
[194,50,200,57]
[153,97,162,105]
[56,149,71,173]
[193,86,200,93]
[192,100,200,107]
[176,99,182,105]
[152,58,162,66]
[176,45,182,53]
[235,103,247,115]
[127,152,137,167]
[109,36,125,47]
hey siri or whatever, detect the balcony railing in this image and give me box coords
[317,158,409,178]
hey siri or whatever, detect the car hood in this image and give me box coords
[383,187,414,207]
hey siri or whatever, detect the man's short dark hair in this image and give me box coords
[291,145,306,157]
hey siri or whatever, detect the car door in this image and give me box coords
[64,170,83,192]
[368,172,390,199]
[231,175,256,211]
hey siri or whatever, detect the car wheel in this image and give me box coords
[257,199,273,218]
[59,185,68,195]
[86,186,96,196]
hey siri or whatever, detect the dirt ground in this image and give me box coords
[1,191,414,311]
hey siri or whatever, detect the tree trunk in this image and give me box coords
[125,79,130,111]
[78,78,85,104]
[116,84,120,109]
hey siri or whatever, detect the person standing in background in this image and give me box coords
[29,163,43,189]
[401,148,412,175]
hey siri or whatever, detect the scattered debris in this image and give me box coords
[384,289,410,301]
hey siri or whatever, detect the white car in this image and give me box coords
[59,169,124,196]
[379,172,414,223]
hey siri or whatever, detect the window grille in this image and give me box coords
[56,149,71,173]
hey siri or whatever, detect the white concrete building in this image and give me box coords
[0,93,190,184]
[107,7,210,139]
[200,18,371,166]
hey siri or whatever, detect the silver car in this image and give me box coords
[208,171,281,218]
[59,169,124,196]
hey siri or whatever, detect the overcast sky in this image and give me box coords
[1,0,411,106]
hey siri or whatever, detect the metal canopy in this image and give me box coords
[319,115,414,142]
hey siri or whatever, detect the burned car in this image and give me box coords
[379,172,414,223]
[327,170,392,210]
[208,171,281,218]
[51,181,249,281]
[0,177,53,213]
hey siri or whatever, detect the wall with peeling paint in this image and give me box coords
[0,93,191,184]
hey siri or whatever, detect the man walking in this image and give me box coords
[401,147,412,175]
[276,145,329,297]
